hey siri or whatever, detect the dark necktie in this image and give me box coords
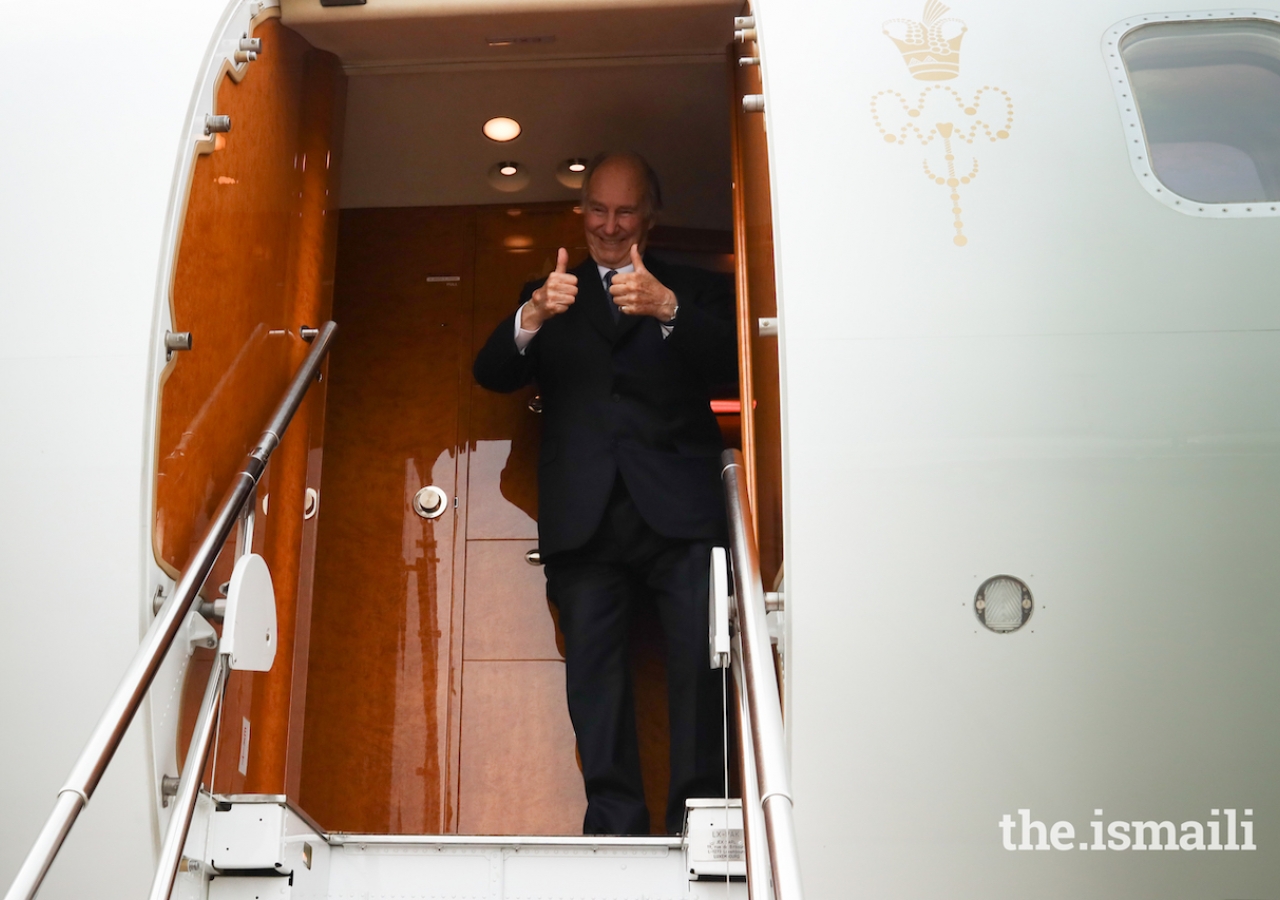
[604,269,620,321]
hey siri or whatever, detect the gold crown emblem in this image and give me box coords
[883,0,967,81]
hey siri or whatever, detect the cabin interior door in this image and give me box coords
[300,207,474,834]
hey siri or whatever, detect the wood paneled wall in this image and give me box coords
[159,17,346,795]
[731,36,785,588]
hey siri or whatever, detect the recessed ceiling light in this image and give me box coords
[483,117,521,142]
[487,161,530,193]
[556,158,590,190]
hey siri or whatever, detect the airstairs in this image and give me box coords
[176,794,747,900]
[2,325,800,900]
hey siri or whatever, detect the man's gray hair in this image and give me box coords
[580,151,664,217]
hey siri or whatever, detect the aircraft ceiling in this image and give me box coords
[281,0,740,229]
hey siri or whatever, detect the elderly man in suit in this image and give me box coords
[473,151,737,835]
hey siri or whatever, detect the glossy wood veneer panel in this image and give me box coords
[731,48,784,588]
[457,660,586,835]
[300,207,474,834]
[282,50,346,799]
[249,48,347,794]
[463,540,563,661]
[466,384,541,540]
[473,202,587,253]
[716,412,742,449]
[157,18,310,575]
[167,24,347,796]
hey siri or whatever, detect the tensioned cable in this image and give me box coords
[208,670,225,799]
[722,656,731,898]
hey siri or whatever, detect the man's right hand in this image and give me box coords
[522,247,577,330]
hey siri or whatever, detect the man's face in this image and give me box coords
[583,159,652,269]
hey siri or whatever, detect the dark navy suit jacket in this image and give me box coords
[472,253,737,557]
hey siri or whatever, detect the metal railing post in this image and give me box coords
[148,654,227,900]
[721,448,803,900]
[733,637,775,900]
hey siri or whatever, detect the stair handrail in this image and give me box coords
[721,449,803,900]
[4,321,338,900]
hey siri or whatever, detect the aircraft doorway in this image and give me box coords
[155,0,781,840]
[298,202,742,835]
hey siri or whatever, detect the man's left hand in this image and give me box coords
[610,245,678,323]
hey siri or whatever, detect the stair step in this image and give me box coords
[181,794,750,900]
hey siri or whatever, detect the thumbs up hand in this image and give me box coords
[523,247,578,329]
[610,245,678,323]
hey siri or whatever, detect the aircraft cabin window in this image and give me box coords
[1108,15,1280,215]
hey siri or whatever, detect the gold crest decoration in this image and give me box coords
[872,3,1013,246]
[882,0,967,81]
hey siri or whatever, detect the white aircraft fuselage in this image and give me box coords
[1,1,1277,897]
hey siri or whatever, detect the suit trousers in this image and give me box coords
[544,475,726,835]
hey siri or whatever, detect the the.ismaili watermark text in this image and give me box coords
[999,809,1256,851]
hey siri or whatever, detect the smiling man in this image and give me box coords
[473,151,737,835]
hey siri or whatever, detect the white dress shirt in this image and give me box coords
[514,262,674,354]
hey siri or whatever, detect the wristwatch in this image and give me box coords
[661,301,678,326]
